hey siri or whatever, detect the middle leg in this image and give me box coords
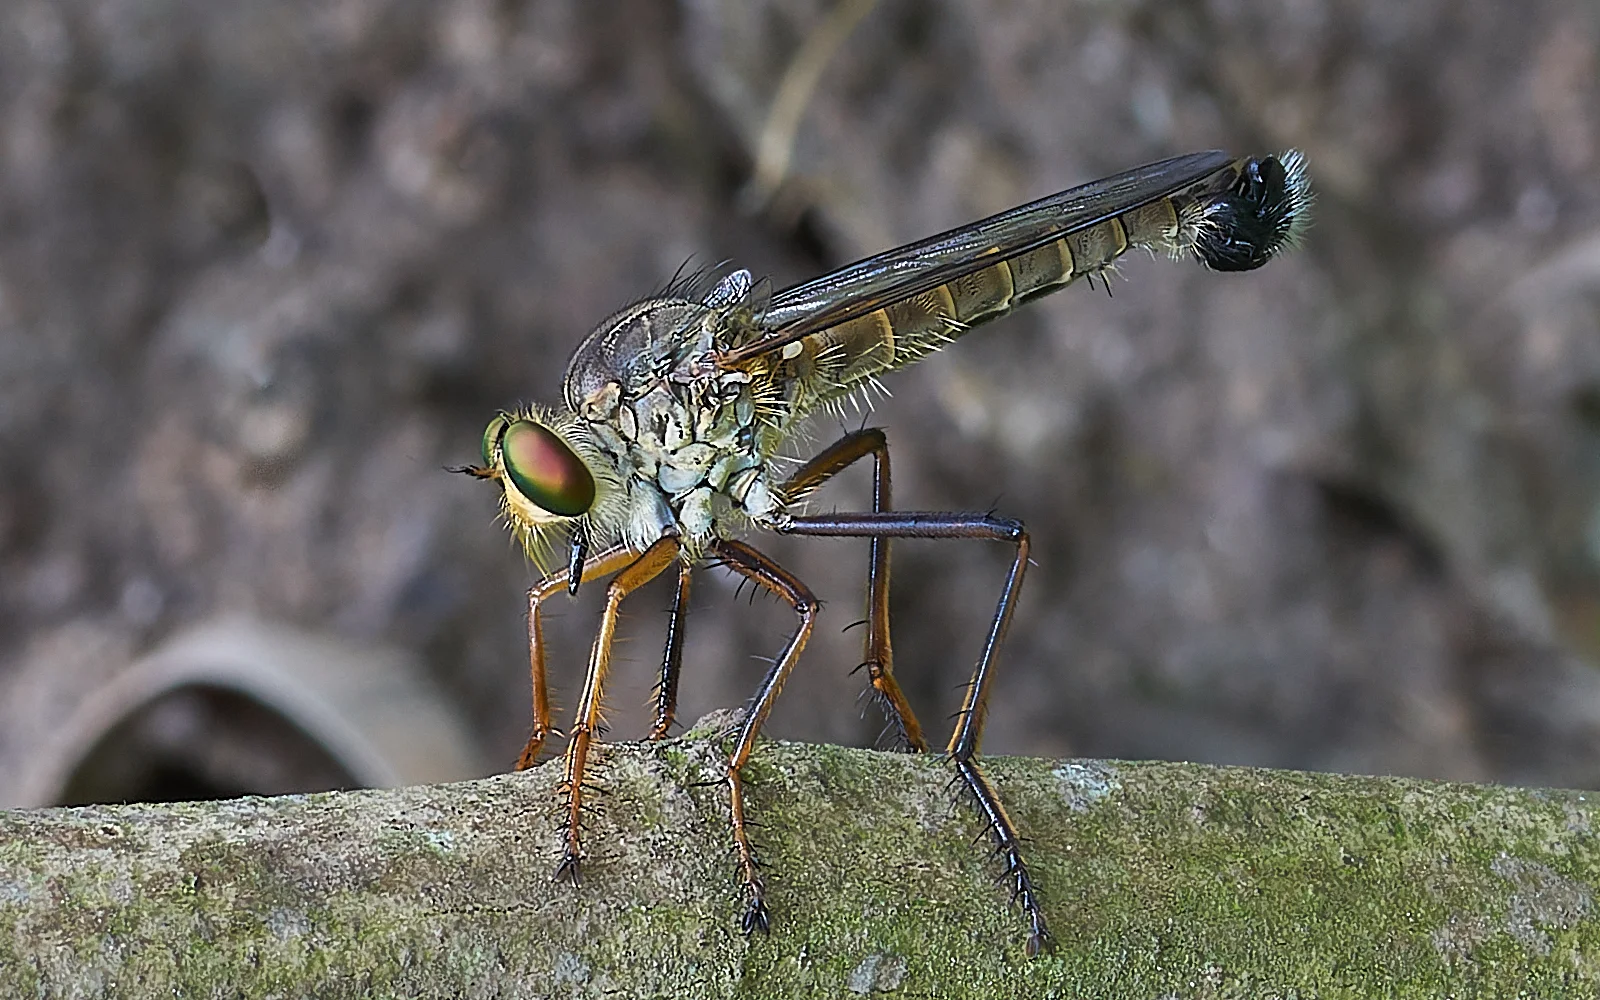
[709,539,819,934]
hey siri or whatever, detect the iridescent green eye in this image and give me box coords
[481,414,509,467]
[501,420,595,516]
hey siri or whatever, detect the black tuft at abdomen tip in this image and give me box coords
[1193,154,1308,272]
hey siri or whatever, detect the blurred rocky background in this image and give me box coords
[1,0,1598,805]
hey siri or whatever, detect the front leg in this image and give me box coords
[648,562,694,741]
[554,534,681,884]
[515,544,640,770]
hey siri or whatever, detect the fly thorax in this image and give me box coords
[575,369,778,547]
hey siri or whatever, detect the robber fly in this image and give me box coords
[460,148,1312,955]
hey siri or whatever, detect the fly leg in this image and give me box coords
[554,535,681,884]
[708,539,819,935]
[774,511,1048,956]
[778,428,928,752]
[648,563,694,740]
[515,544,640,770]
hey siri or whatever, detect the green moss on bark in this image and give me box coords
[3,741,1599,997]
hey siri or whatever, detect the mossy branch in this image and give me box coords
[2,737,1598,997]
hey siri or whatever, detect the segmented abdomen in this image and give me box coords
[782,195,1184,417]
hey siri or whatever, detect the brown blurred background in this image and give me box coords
[1,0,1598,807]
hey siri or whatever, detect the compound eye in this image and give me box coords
[481,414,510,467]
[501,420,595,516]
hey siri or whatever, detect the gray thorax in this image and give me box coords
[562,293,781,544]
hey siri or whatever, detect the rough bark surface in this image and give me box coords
[4,738,1600,998]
